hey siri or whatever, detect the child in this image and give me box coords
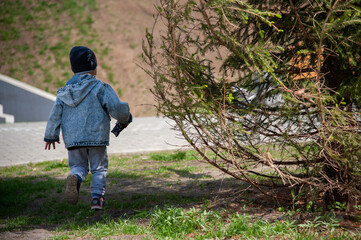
[44,46,131,210]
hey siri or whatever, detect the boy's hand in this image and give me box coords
[45,141,59,150]
[111,113,133,137]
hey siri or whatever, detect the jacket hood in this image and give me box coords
[57,74,99,107]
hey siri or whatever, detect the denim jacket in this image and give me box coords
[44,74,130,149]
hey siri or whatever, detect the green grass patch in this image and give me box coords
[0,151,359,239]
[0,26,20,41]
[108,71,115,84]
[129,43,138,49]
[72,217,147,239]
[43,161,68,171]
[148,207,357,239]
[0,164,29,176]
[149,151,197,161]
[0,176,63,217]
[0,0,106,94]
[107,171,143,180]
[101,46,110,57]
[117,88,123,97]
[109,155,130,165]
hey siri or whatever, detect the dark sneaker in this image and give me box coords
[91,196,105,210]
[65,175,79,205]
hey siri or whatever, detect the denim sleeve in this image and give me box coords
[102,84,130,124]
[44,98,63,142]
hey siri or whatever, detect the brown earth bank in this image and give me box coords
[0,0,160,117]
[91,0,158,117]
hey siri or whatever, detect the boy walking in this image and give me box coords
[44,46,131,210]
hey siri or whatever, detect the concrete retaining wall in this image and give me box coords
[0,73,56,122]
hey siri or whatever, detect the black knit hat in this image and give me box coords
[69,46,97,73]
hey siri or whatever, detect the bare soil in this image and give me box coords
[91,0,159,117]
[0,0,160,117]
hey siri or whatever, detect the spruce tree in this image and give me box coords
[142,0,361,210]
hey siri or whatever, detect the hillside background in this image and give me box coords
[0,0,158,117]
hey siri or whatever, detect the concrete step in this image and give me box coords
[0,114,15,123]
[0,104,15,123]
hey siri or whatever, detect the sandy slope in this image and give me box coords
[0,0,159,117]
[92,0,158,116]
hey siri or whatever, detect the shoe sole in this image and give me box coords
[65,175,79,205]
[91,205,104,210]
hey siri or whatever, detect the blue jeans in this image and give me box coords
[68,146,108,196]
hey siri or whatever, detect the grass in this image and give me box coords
[101,63,116,85]
[149,151,197,161]
[0,0,108,95]
[0,150,360,239]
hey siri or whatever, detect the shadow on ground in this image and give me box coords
[2,154,358,240]
[0,166,282,233]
